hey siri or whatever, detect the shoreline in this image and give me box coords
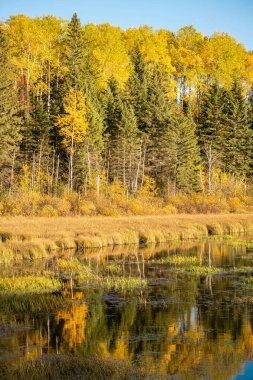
[1,214,253,261]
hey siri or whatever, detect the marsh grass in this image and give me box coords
[56,258,147,290]
[166,264,253,276]
[151,255,199,266]
[0,214,252,257]
[0,355,145,380]
[168,265,222,275]
[100,276,147,290]
[103,263,123,275]
[0,293,70,314]
[77,272,147,291]
[0,276,62,293]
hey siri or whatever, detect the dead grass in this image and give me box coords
[0,214,253,257]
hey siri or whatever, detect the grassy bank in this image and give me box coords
[0,214,253,261]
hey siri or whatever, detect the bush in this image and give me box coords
[39,205,58,217]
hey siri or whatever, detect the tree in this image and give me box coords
[63,13,87,91]
[0,32,21,191]
[127,48,148,132]
[156,108,200,195]
[116,102,141,192]
[172,111,200,193]
[198,83,225,190]
[222,81,252,178]
[84,23,130,87]
[142,64,171,185]
[55,88,88,190]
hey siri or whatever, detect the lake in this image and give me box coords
[1,238,253,379]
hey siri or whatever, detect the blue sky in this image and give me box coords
[0,0,252,50]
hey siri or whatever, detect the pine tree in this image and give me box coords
[198,83,226,191]
[156,108,200,195]
[222,81,252,177]
[117,102,140,191]
[173,111,200,193]
[198,83,225,155]
[143,64,172,185]
[248,85,253,131]
[103,77,123,182]
[63,13,95,92]
[0,32,21,190]
[64,13,84,90]
[127,48,148,132]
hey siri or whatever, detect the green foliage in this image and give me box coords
[0,33,21,190]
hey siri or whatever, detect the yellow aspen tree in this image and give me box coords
[55,88,88,190]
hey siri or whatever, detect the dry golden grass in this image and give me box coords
[0,214,253,257]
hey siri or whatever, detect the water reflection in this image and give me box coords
[1,239,253,379]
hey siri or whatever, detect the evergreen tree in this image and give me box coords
[127,48,148,132]
[116,102,140,191]
[143,65,171,183]
[198,83,227,191]
[198,83,225,156]
[222,82,252,177]
[103,77,123,181]
[63,13,95,92]
[156,108,200,195]
[0,32,21,190]
[173,111,200,193]
[248,85,253,131]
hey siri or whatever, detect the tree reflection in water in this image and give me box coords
[0,238,253,379]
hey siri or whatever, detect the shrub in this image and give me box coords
[39,205,58,217]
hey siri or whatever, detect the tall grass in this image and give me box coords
[0,214,253,258]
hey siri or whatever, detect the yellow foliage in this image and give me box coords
[39,205,58,217]
[55,89,88,151]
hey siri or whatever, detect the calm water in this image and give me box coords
[1,239,253,379]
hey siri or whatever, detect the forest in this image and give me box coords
[1,13,253,216]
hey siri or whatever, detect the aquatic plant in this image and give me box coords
[0,354,145,380]
[0,276,62,293]
[151,255,199,266]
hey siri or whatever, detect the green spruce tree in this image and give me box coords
[0,32,21,191]
[222,81,252,177]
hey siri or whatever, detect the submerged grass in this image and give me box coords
[151,255,199,266]
[0,276,62,293]
[57,258,147,290]
[80,275,147,290]
[0,355,145,380]
[165,264,253,276]
[168,265,222,275]
[0,293,70,314]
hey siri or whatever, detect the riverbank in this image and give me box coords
[1,214,253,261]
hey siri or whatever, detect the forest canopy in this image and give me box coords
[0,13,253,215]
